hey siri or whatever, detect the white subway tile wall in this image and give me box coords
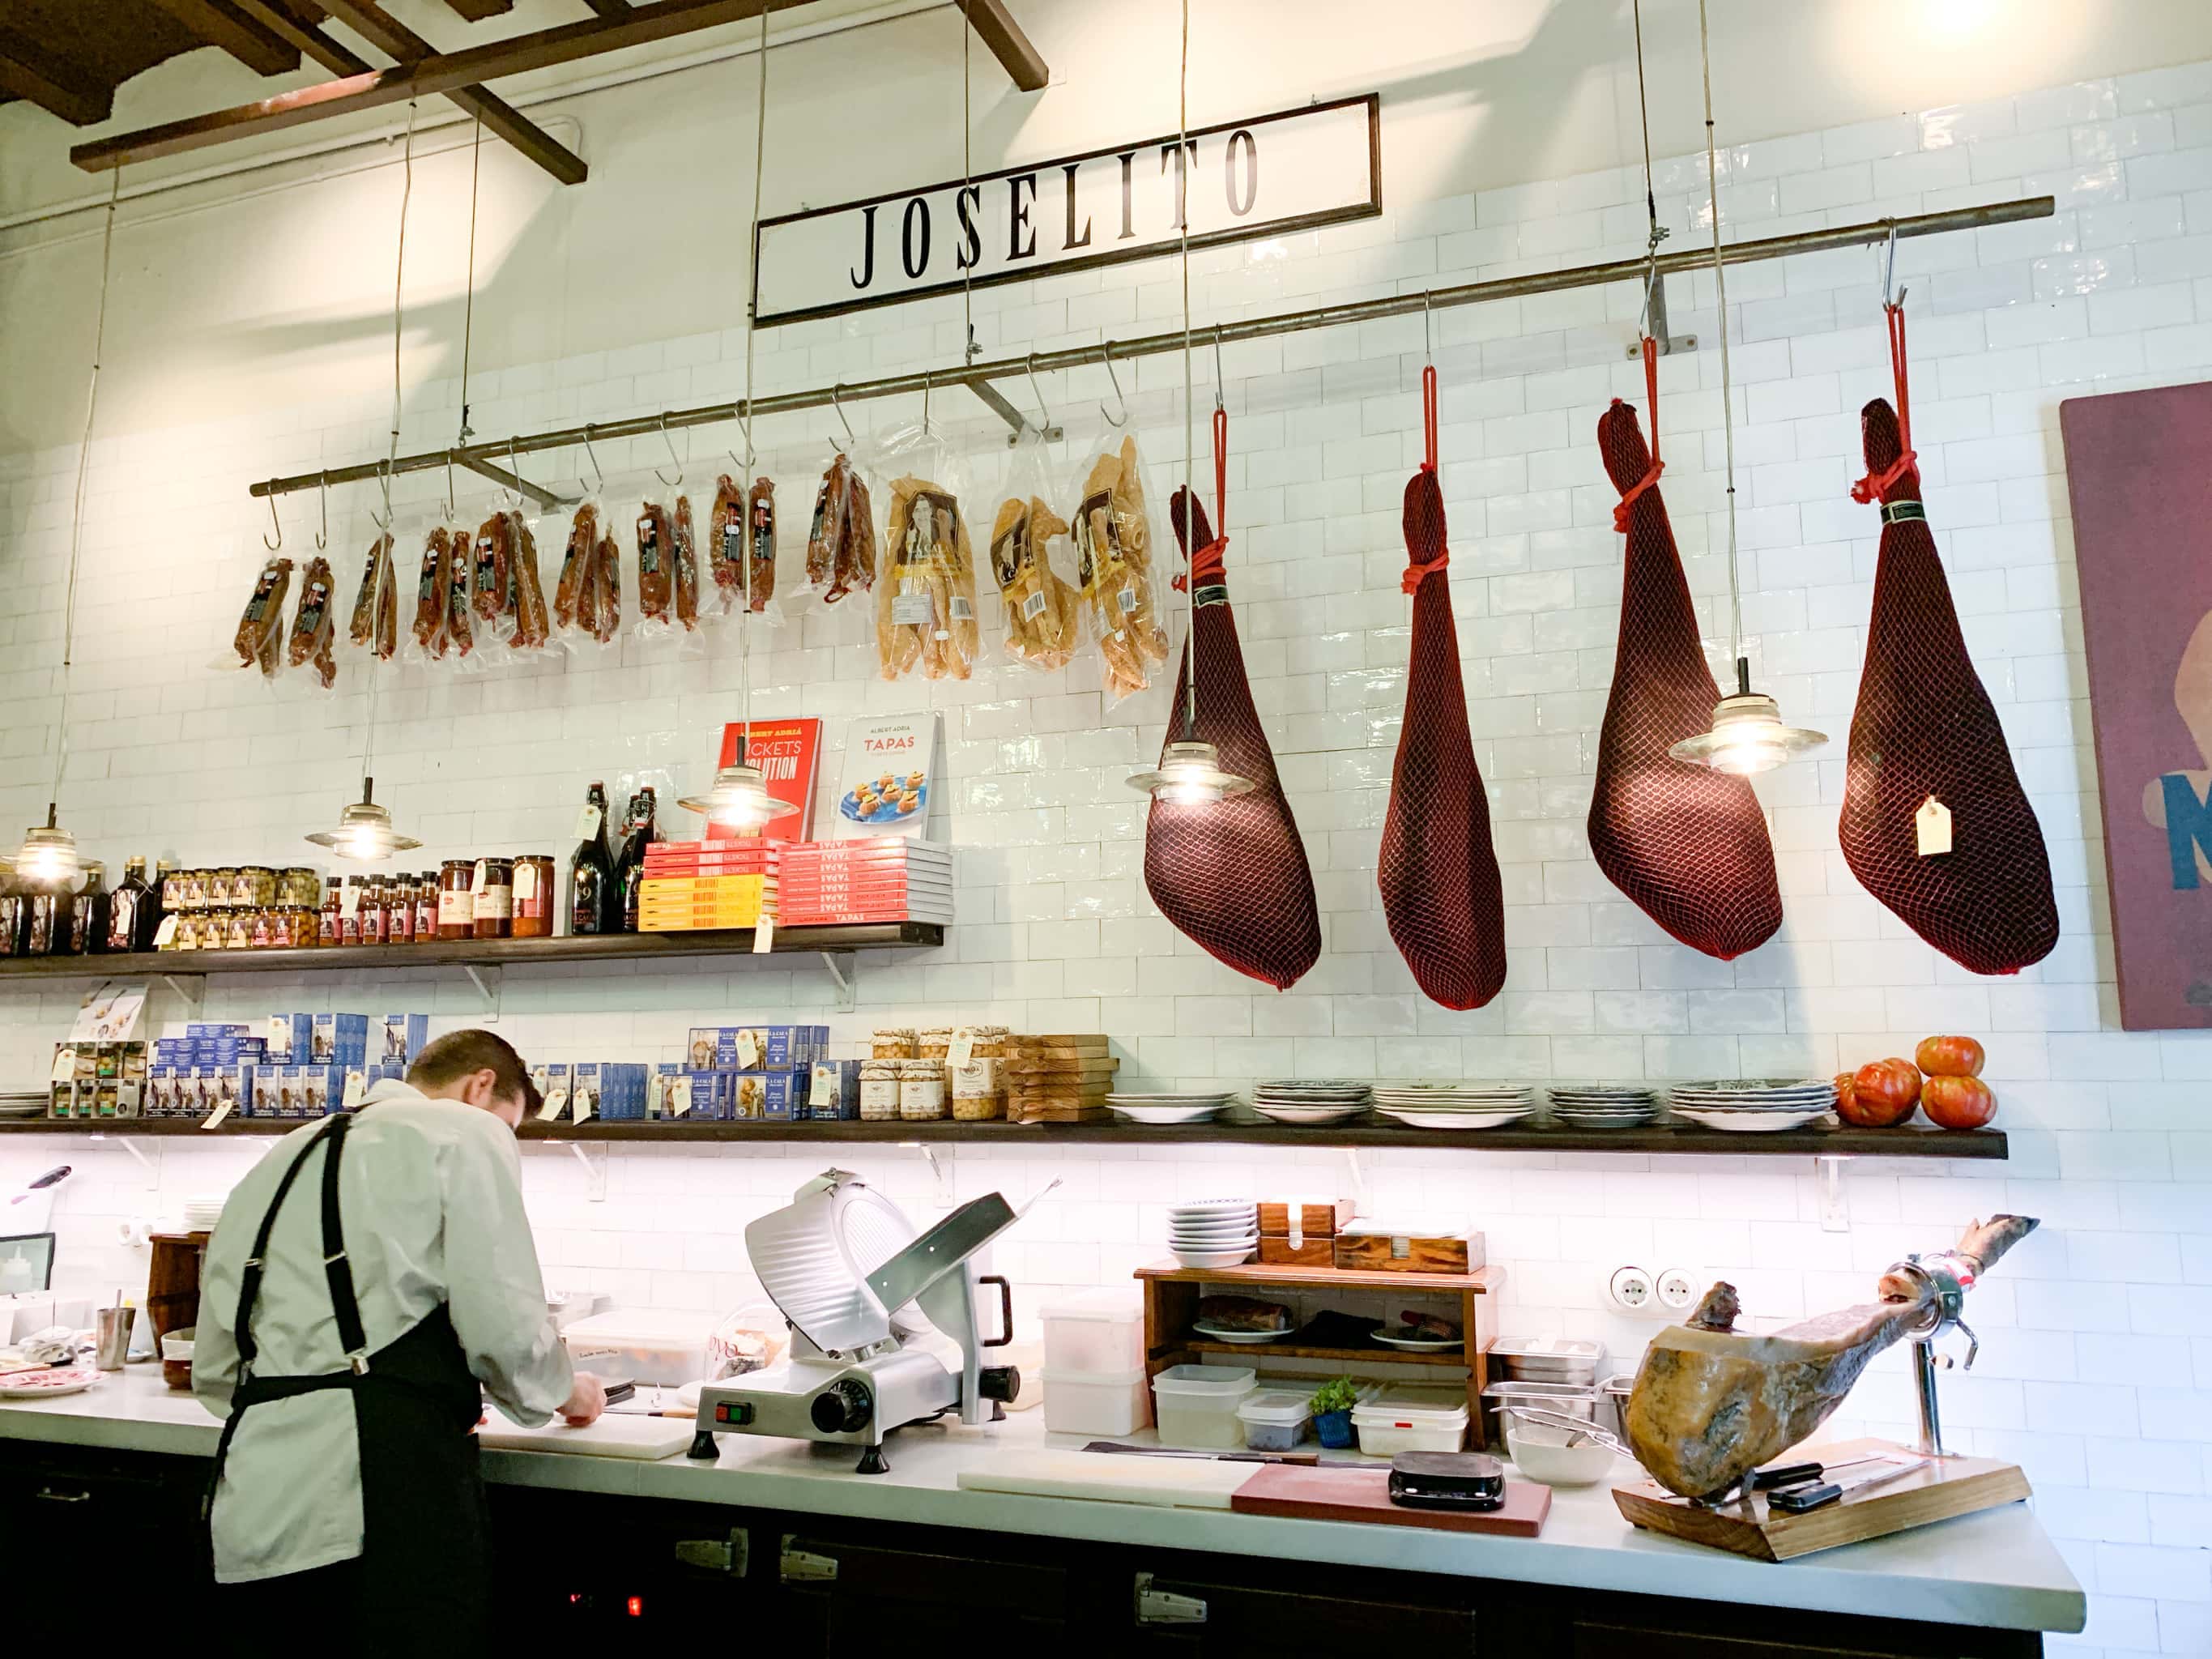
[6,64,2212,1657]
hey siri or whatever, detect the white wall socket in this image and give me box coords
[1608,1265,1655,1312]
[1655,1268,1698,1310]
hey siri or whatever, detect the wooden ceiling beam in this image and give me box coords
[440,0,516,20]
[957,0,1046,93]
[0,26,113,126]
[143,0,303,77]
[580,0,633,14]
[228,0,373,76]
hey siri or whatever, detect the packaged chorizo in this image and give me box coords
[671,494,700,632]
[805,452,876,605]
[873,423,980,680]
[232,555,293,668]
[286,555,338,689]
[411,527,450,658]
[347,534,397,661]
[745,477,777,612]
[554,501,602,647]
[635,497,675,634]
[471,511,514,629]
[590,522,622,644]
[990,436,1082,672]
[710,474,745,611]
[509,511,552,653]
[443,524,476,662]
[1071,435,1170,703]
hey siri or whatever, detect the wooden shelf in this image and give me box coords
[0,1115,2008,1158]
[1180,1338,1469,1368]
[1137,1260,1504,1294]
[0,922,944,980]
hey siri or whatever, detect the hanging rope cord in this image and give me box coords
[1851,300,1918,502]
[1697,0,1743,665]
[457,117,483,441]
[1613,0,1665,533]
[362,99,420,792]
[1174,0,1203,739]
[736,9,770,765]
[1399,368,1449,593]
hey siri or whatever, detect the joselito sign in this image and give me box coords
[752,95,1380,326]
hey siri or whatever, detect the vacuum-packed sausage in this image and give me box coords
[672,495,699,629]
[711,474,745,602]
[413,529,450,652]
[556,504,598,629]
[510,513,550,649]
[234,556,293,666]
[746,477,776,611]
[445,526,475,658]
[472,512,513,623]
[287,556,337,689]
[636,502,674,625]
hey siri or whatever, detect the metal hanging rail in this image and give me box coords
[249,195,2052,503]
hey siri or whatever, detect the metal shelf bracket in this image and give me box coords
[1816,1154,1852,1232]
[464,964,502,1020]
[89,1132,160,1190]
[158,974,206,1015]
[818,952,857,1013]
[899,1140,957,1205]
[548,1140,607,1201]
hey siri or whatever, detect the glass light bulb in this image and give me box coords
[337,821,394,860]
[1159,778,1225,806]
[15,825,79,885]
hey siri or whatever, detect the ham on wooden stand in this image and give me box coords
[1143,407,1321,992]
[1588,340,1783,961]
[1839,303,2059,975]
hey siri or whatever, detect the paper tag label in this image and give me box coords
[571,1087,595,1124]
[539,1086,568,1122]
[574,804,603,840]
[153,915,179,947]
[948,1026,976,1069]
[49,1049,76,1083]
[752,915,775,954]
[266,1016,288,1049]
[890,593,935,625]
[1916,796,1954,856]
[670,1077,693,1118]
[201,1095,234,1130]
[343,1071,367,1107]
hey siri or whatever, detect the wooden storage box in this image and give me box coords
[1256,1198,1355,1239]
[1257,1237,1335,1267]
[1332,1226,1486,1275]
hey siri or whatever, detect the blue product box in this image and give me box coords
[311,1013,369,1064]
[263,1014,313,1064]
[676,1069,725,1120]
[379,1014,428,1065]
[686,1026,814,1072]
[804,1060,861,1120]
[731,1070,808,1120]
[204,1064,251,1119]
[602,1062,650,1121]
[570,1063,603,1118]
[650,1061,682,1120]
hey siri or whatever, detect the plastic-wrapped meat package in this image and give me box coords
[509,513,552,651]
[347,534,397,661]
[1072,437,1170,703]
[636,499,674,632]
[411,529,450,657]
[232,555,292,668]
[443,525,475,660]
[590,522,621,643]
[286,556,337,689]
[471,511,513,629]
[1587,360,1782,961]
[746,477,777,612]
[711,475,745,609]
[671,495,699,631]
[989,433,1081,671]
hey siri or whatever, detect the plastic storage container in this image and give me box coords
[1152,1363,1256,1449]
[1351,1383,1470,1456]
[1234,1387,1315,1452]
[1042,1367,1150,1435]
[560,1308,718,1385]
[1041,1286,1146,1375]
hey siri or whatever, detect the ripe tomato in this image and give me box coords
[1914,1034,1986,1078]
[1843,1057,1922,1127]
[1922,1074,1997,1130]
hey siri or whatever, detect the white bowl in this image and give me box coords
[1505,1417,1619,1486]
[1113,1102,1226,1124]
[1172,1246,1257,1269]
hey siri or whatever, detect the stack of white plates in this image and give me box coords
[1169,1199,1259,1268]
[1668,1078,1839,1132]
[1251,1079,1373,1126]
[1107,1092,1234,1125]
[182,1195,228,1230]
[1371,1081,1536,1130]
[1547,1083,1660,1128]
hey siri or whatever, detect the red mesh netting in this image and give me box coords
[1143,474,1321,991]
[1378,373,1507,1009]
[1588,391,1783,960]
[1840,389,2059,975]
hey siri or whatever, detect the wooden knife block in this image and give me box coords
[146,1231,209,1387]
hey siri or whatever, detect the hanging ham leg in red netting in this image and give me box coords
[1378,368,1507,1009]
[1143,409,1321,990]
[1588,343,1782,959]
[1840,304,2058,975]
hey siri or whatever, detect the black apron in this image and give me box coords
[207,1111,492,1656]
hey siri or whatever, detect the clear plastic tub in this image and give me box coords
[1152,1363,1256,1449]
[561,1308,717,1385]
[1234,1387,1314,1452]
[1351,1383,1468,1456]
[1042,1367,1150,1435]
[1040,1286,1146,1375]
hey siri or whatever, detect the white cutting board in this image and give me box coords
[479,1414,693,1461]
[959,1451,1256,1510]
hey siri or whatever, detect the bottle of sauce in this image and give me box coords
[616,787,659,934]
[568,782,616,937]
[389,872,415,945]
[319,879,343,946]
[106,856,152,953]
[413,872,437,946]
[339,876,363,945]
[472,857,514,940]
[360,876,388,946]
[437,860,475,941]
[32,874,74,956]
[70,862,109,956]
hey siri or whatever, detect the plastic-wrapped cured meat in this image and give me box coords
[590,527,621,643]
[287,556,337,689]
[989,495,1080,671]
[1074,437,1170,703]
[877,476,978,680]
[1840,306,2058,975]
[636,501,674,627]
[412,530,450,655]
[471,512,512,625]
[1377,369,1507,1009]
[711,475,745,604]
[1587,353,1783,961]
[1143,412,1319,990]
[509,514,550,650]
[746,478,776,611]
[232,556,292,667]
[347,534,395,657]
[444,526,475,659]
[555,505,596,631]
[671,495,699,630]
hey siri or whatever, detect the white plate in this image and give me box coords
[1173,1247,1257,1269]
[1112,1102,1225,1124]
[1170,1230,1261,1246]
[0,1367,101,1399]
[1170,1200,1259,1217]
[1369,1326,1464,1352]
[1253,1104,1372,1125]
[1673,1107,1835,1132]
[1374,1107,1533,1129]
[1191,1320,1293,1345]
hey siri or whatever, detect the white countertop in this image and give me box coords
[0,1369,2084,1635]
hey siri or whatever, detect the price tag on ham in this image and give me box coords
[1916,796,1954,857]
[201,1094,234,1130]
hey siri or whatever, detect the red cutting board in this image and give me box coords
[1230,1465,1549,1536]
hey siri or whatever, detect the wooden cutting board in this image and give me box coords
[1612,1439,2030,1561]
[479,1414,695,1461]
[958,1451,1257,1510]
[1230,1464,1549,1537]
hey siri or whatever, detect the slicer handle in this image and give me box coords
[978,1273,1014,1348]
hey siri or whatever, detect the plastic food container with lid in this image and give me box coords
[1234,1387,1315,1452]
[1042,1367,1151,1436]
[1041,1286,1145,1375]
[1351,1382,1469,1456]
[1490,1334,1605,1384]
[1152,1363,1256,1449]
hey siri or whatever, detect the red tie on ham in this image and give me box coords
[1144,411,1321,991]
[1588,344,1783,961]
[1378,367,1507,1010]
[1839,304,2059,975]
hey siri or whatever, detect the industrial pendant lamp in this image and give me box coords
[307,102,426,863]
[680,13,794,838]
[1666,0,1824,778]
[1127,0,1250,808]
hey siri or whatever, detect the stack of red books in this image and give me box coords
[777,838,953,926]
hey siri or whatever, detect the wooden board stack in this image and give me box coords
[1004,1034,1116,1124]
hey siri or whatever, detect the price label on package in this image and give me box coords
[49,1048,77,1084]
[538,1086,569,1122]
[669,1077,693,1119]
[571,1088,595,1124]
[1916,796,1954,857]
[343,1071,367,1108]
[153,915,179,948]
[201,1094,234,1131]
[948,1026,976,1069]
[574,803,603,840]
[752,915,775,954]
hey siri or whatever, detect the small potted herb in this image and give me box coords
[1309,1377,1361,1449]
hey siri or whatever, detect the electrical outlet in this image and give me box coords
[1609,1265,1655,1312]
[1656,1268,1698,1311]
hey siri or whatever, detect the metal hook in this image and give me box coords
[502,439,526,510]
[1098,342,1128,429]
[369,462,394,532]
[441,454,459,520]
[1638,222,1668,339]
[654,415,686,488]
[1212,325,1226,412]
[1025,352,1051,434]
[262,493,283,551]
[1423,291,1434,364]
[922,370,931,434]
[1881,219,1907,310]
[314,473,330,550]
[580,424,605,496]
[830,383,858,450]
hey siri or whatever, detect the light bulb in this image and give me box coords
[305,789,420,861]
[15,821,79,885]
[678,763,795,832]
[1127,740,1255,805]
[1668,679,1826,778]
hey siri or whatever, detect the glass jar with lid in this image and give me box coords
[281,867,322,908]
[437,860,475,941]
[238,866,279,908]
[471,858,514,940]
[511,855,555,938]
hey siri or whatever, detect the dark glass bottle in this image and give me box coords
[29,876,70,956]
[568,781,616,936]
[150,859,178,945]
[107,855,152,953]
[70,862,109,956]
[0,881,26,957]
[616,786,659,934]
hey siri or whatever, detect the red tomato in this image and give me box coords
[1922,1074,1997,1130]
[1843,1058,1922,1127]
[1915,1034,1986,1078]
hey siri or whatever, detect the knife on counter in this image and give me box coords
[1080,1440,1320,1466]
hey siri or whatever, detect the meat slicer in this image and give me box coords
[688,1169,1037,1473]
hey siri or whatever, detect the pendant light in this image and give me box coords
[1666,0,1825,777]
[679,12,794,837]
[307,101,425,862]
[17,172,124,889]
[1127,0,1251,807]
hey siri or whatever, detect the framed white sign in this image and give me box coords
[752,94,1381,326]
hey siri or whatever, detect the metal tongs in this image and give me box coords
[1502,1404,1633,1457]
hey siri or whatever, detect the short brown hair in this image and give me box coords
[407,1029,539,1115]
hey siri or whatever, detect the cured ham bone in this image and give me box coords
[1840,305,2058,975]
[1624,1213,2039,1499]
[1588,358,1783,961]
